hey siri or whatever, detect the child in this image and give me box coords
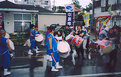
[28,24,36,55]
[47,26,63,71]
[34,26,41,53]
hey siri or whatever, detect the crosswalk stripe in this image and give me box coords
[59,72,121,77]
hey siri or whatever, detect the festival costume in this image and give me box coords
[0,37,11,75]
[75,30,86,59]
[47,33,62,71]
[28,29,36,55]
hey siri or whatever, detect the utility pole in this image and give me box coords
[72,0,76,30]
[92,0,95,31]
[53,0,56,12]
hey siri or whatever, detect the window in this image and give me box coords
[23,14,31,20]
[45,1,48,5]
[14,14,32,32]
[14,22,31,32]
[108,0,117,5]
[14,22,22,32]
[118,0,121,3]
[101,0,106,7]
[94,0,101,8]
[14,14,22,20]
[24,0,28,2]
[23,22,30,31]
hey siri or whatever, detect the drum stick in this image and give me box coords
[51,54,57,64]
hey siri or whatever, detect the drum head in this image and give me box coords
[35,34,44,42]
[57,41,70,53]
[103,45,112,54]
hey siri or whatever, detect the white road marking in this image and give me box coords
[59,72,121,77]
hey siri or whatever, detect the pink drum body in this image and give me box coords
[65,35,74,44]
[99,40,112,54]
[72,35,84,48]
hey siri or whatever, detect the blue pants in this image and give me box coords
[29,39,36,50]
[51,52,60,66]
[46,48,50,55]
[0,51,10,69]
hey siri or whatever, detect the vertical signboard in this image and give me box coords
[65,5,74,27]
[66,12,73,27]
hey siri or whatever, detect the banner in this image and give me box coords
[83,13,90,27]
[66,12,73,27]
[103,17,111,28]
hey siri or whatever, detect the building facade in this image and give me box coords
[38,13,66,31]
[0,1,52,33]
[93,0,121,27]
[14,0,52,10]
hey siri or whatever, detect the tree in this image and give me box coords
[74,0,81,9]
[84,3,92,12]
[57,6,65,13]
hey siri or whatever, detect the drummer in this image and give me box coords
[45,27,52,61]
[75,25,86,60]
[58,26,64,37]
[0,29,12,76]
[35,26,40,35]
[108,26,120,69]
[62,25,73,55]
[34,26,40,52]
[47,26,63,71]
[62,25,72,40]
[99,27,109,40]
[28,24,36,55]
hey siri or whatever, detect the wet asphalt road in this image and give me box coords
[0,44,121,77]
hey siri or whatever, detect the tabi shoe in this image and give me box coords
[28,50,33,55]
[4,69,11,76]
[88,54,91,60]
[51,67,59,71]
[56,62,63,69]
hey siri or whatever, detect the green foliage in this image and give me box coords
[57,6,65,13]
[10,33,28,46]
[84,3,92,12]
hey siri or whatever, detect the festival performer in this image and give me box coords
[62,25,73,55]
[58,27,64,37]
[82,26,90,59]
[28,24,36,55]
[34,26,40,51]
[45,27,52,61]
[62,25,72,40]
[0,29,11,76]
[5,32,14,58]
[99,27,109,40]
[108,26,120,69]
[75,25,86,60]
[47,26,63,71]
